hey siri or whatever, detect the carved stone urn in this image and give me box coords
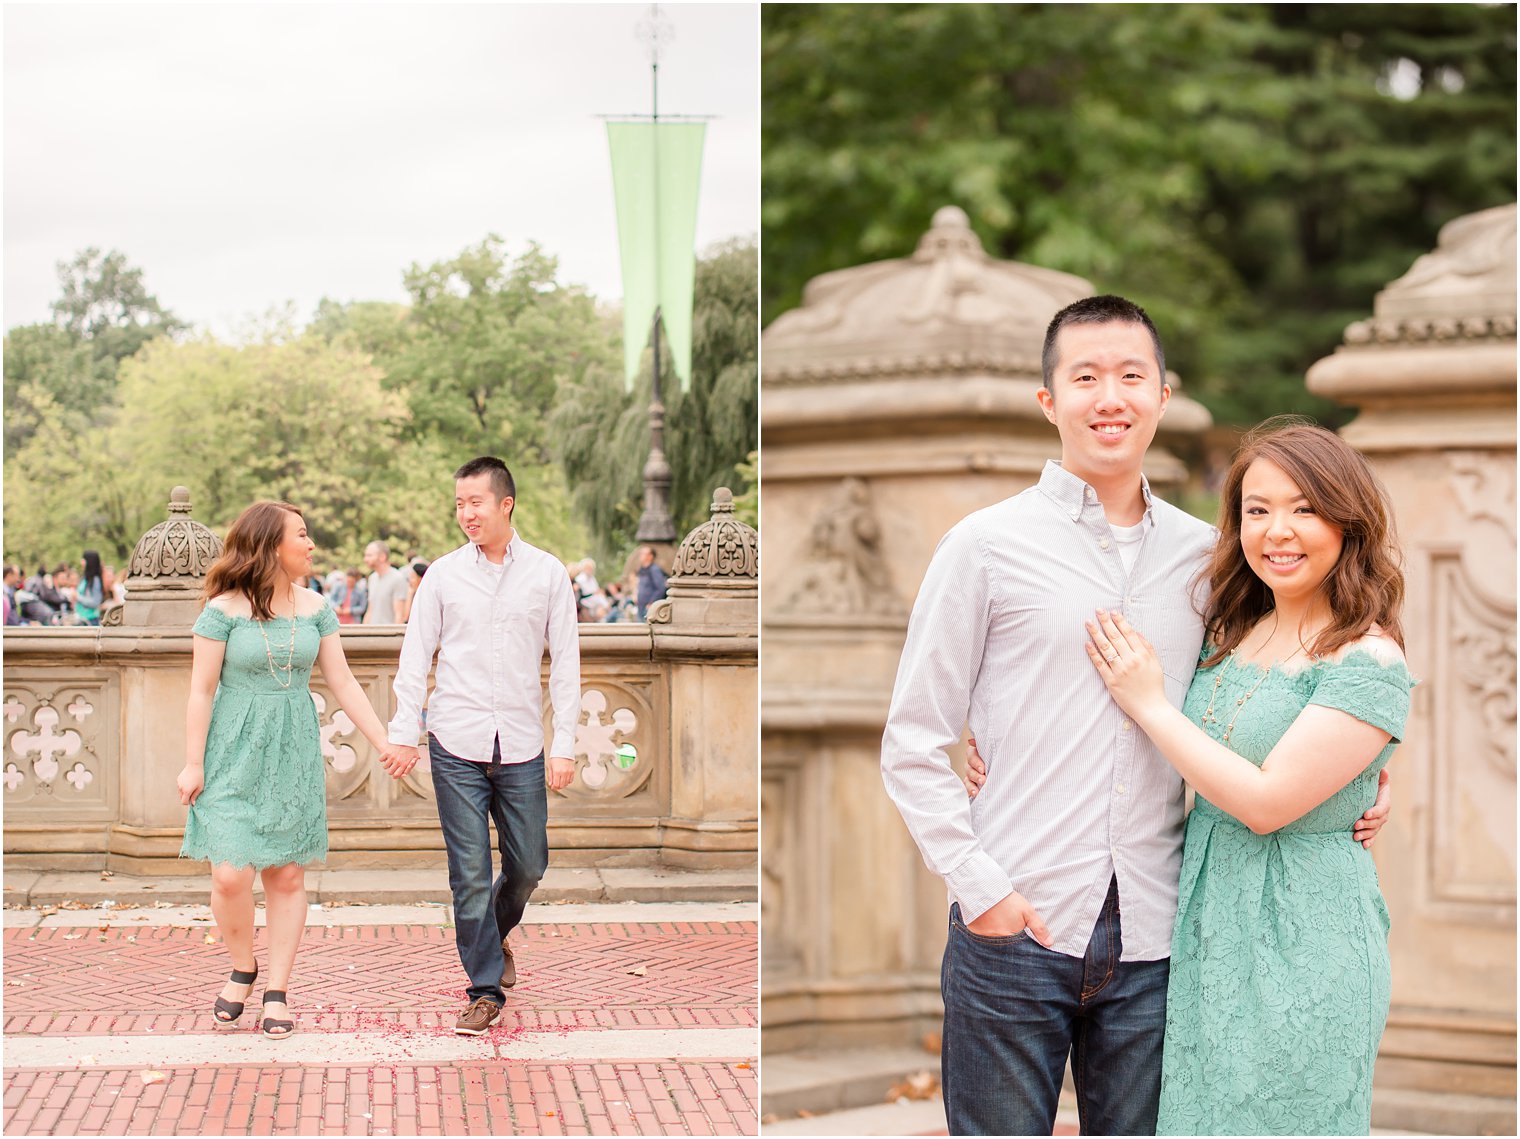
[647,487,757,631]
[115,487,222,628]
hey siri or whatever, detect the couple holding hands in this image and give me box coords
[882,295,1410,1135]
[176,456,581,1039]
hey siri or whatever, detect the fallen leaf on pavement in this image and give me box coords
[736,1063,751,1069]
[99,871,114,880]
[886,1070,939,1102]
[62,934,82,940]
[139,1071,166,1085]
[921,1031,942,1055]
[203,933,217,944]
[79,1055,96,1065]
[796,1109,815,1119]
[760,1114,778,1126]
[626,966,647,977]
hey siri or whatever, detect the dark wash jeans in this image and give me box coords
[428,734,549,1006]
[941,876,1168,1136]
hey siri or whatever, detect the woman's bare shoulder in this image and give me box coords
[295,587,327,617]
[206,593,252,618]
[1328,626,1406,668]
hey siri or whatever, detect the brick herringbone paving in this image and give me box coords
[4,914,758,1136]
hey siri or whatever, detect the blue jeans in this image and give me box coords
[428,734,549,1005]
[941,876,1168,1136]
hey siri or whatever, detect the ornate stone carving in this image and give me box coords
[311,690,359,776]
[774,478,903,619]
[573,689,639,791]
[1376,203,1516,321]
[128,487,223,580]
[1343,313,1517,346]
[554,681,656,802]
[765,205,1093,385]
[671,488,758,580]
[1429,550,1517,915]
[2,681,110,810]
[1448,453,1517,547]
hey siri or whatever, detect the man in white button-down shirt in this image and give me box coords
[381,457,580,1037]
[882,297,1214,1135]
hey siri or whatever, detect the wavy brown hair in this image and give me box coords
[1198,417,1404,667]
[202,501,304,620]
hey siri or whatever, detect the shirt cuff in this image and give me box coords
[387,721,422,747]
[945,850,1015,925]
[549,732,575,760]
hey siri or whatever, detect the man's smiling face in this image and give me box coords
[1037,320,1170,486]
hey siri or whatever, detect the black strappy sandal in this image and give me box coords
[212,965,258,1025]
[261,989,295,1039]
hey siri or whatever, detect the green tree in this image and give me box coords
[551,240,760,564]
[382,237,616,463]
[762,3,1516,428]
[4,249,185,453]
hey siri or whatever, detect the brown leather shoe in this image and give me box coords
[501,937,516,989]
[453,997,501,1036]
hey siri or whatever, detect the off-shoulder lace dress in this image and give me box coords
[1158,646,1413,1136]
[180,604,338,870]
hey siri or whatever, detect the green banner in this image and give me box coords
[606,121,706,392]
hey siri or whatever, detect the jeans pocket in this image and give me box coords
[951,904,1029,947]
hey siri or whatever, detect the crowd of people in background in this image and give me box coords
[568,546,668,623]
[4,539,671,629]
[3,552,124,626]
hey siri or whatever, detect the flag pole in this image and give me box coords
[635,3,676,545]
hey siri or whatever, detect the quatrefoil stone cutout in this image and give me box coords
[310,691,357,774]
[575,690,638,790]
[64,762,93,791]
[2,763,23,792]
[11,706,81,785]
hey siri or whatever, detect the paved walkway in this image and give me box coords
[3,900,758,1136]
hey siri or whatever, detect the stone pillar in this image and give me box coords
[759,207,1211,1050]
[110,488,224,866]
[1307,203,1516,1136]
[649,488,759,868]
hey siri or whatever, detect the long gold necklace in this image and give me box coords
[1198,653,1273,745]
[258,588,299,689]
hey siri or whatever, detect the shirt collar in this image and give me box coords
[469,531,521,565]
[1037,460,1157,527]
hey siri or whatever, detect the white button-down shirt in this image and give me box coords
[388,534,580,764]
[881,461,1215,961]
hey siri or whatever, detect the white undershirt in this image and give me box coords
[1109,519,1146,575]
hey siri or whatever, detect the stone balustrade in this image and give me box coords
[4,488,758,876]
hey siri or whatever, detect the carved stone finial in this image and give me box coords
[763,204,1093,385]
[1339,203,1517,346]
[670,487,757,580]
[119,487,224,627]
[128,488,222,580]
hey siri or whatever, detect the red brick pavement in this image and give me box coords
[3,1061,757,1136]
[4,918,758,1136]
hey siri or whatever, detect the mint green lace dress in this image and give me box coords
[180,604,338,869]
[1157,647,1413,1136]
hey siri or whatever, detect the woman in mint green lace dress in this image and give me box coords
[1088,421,1412,1135]
[177,501,392,1038]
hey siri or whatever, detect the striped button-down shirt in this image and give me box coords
[881,461,1215,961]
[389,534,580,764]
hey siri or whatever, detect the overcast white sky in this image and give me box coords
[3,2,758,338]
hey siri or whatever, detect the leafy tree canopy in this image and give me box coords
[763,2,1516,428]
